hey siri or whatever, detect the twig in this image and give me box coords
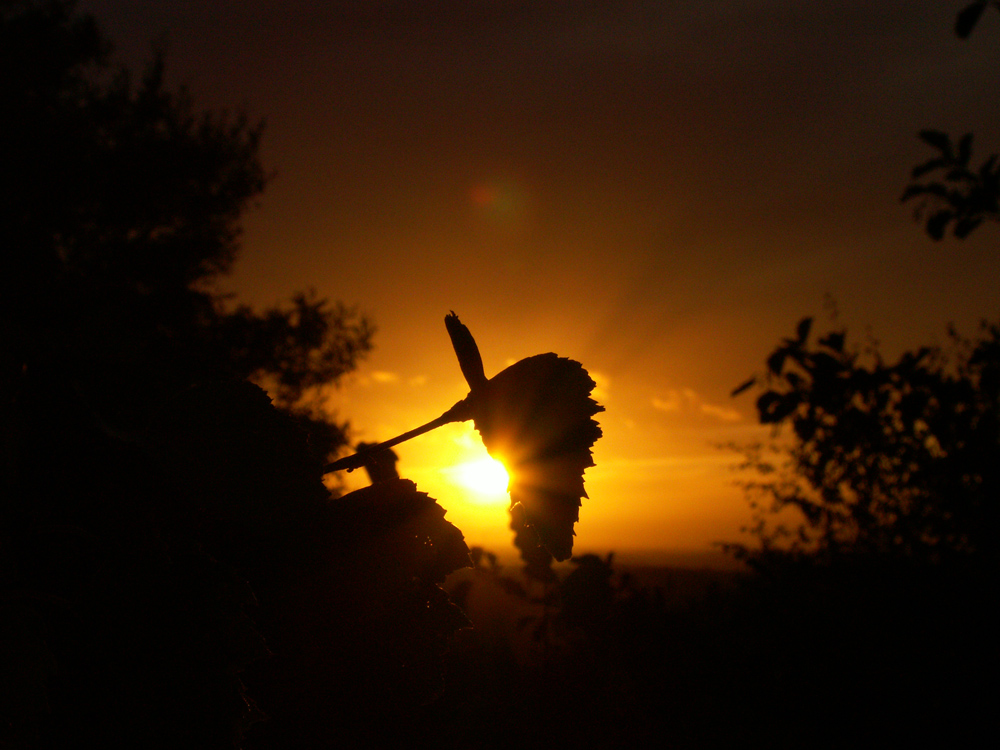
[323,397,472,473]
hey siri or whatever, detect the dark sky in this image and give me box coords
[79,0,1000,561]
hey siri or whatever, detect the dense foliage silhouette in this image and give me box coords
[702,9,998,743]
[730,317,999,568]
[0,3,471,747]
[728,1,1000,572]
[903,129,1000,239]
[1,0,372,463]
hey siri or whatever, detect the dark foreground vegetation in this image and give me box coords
[2,2,997,748]
[432,551,993,749]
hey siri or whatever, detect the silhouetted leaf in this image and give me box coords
[910,158,947,179]
[915,183,950,199]
[756,391,782,422]
[818,331,845,353]
[809,351,843,380]
[767,348,788,376]
[784,371,804,389]
[954,216,983,238]
[445,311,488,390]
[447,315,603,561]
[339,479,473,584]
[956,2,987,38]
[731,376,757,397]
[795,317,813,345]
[918,129,952,155]
[757,391,798,424]
[957,132,974,165]
[926,210,953,240]
[476,354,603,561]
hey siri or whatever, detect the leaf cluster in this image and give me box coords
[901,3,1000,239]
[902,130,999,239]
[732,318,1000,568]
[1,0,372,461]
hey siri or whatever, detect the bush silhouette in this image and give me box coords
[729,318,1000,569]
[730,5,1000,572]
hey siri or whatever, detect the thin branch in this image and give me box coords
[323,397,472,474]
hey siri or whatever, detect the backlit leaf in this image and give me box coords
[444,311,488,390]
[445,315,603,562]
[471,354,603,561]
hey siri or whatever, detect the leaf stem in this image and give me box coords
[323,397,472,474]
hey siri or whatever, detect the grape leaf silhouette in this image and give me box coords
[336,478,474,586]
[445,313,603,561]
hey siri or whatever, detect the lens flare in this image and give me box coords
[469,178,525,219]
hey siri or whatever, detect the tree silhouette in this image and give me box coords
[1,0,372,463]
[0,3,448,747]
[714,9,998,742]
[730,318,999,568]
[729,0,1000,572]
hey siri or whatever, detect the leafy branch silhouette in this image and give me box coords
[326,312,603,561]
[901,3,1000,239]
[902,130,999,239]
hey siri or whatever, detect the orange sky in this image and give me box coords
[81,1,1000,564]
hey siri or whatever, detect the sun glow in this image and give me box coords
[448,456,510,502]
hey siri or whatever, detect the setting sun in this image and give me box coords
[449,456,510,500]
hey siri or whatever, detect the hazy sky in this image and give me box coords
[79,0,1000,563]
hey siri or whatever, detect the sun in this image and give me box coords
[449,456,510,500]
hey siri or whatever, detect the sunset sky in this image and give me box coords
[79,1,1000,564]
